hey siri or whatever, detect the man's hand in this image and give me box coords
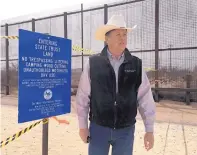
[79,128,89,143]
[144,132,154,151]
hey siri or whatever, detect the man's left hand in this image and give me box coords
[144,132,154,151]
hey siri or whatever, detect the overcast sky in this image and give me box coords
[0,0,123,25]
[0,0,92,23]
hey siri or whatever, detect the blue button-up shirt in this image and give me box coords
[76,49,156,132]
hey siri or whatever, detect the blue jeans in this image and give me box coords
[88,122,135,155]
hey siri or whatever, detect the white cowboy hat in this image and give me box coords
[95,14,137,41]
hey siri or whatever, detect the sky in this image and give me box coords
[0,0,121,25]
[0,0,87,20]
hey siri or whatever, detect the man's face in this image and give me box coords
[105,29,128,51]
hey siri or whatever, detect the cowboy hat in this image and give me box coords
[95,14,137,41]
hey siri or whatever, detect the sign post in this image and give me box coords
[18,29,72,155]
[42,33,49,155]
[42,118,48,155]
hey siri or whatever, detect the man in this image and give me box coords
[76,14,156,155]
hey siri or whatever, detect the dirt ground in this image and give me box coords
[0,95,197,155]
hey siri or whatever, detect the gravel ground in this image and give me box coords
[0,95,197,155]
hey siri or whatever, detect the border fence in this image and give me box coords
[1,0,197,104]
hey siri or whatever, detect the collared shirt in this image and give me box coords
[107,49,124,92]
[76,49,156,132]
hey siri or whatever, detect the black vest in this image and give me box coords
[89,46,142,129]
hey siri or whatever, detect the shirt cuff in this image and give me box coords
[78,117,88,129]
[145,124,154,133]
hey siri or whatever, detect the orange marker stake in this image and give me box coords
[52,116,70,125]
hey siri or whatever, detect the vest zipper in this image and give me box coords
[107,58,118,129]
[111,65,117,129]
[113,63,124,129]
[114,101,117,129]
[114,63,123,129]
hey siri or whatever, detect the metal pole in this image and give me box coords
[104,4,108,46]
[154,0,159,102]
[5,23,9,95]
[81,4,84,71]
[186,74,191,105]
[41,27,49,155]
[32,18,49,155]
[64,12,68,39]
[32,18,35,31]
[169,44,172,71]
[42,118,49,155]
